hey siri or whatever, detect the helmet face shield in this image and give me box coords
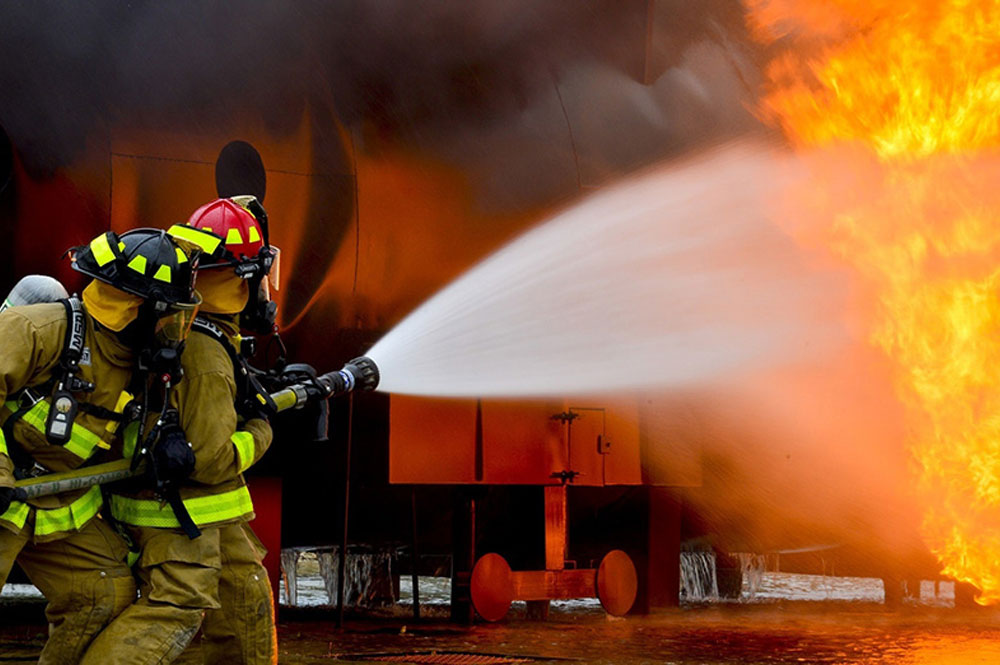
[241,270,278,334]
[153,294,201,349]
[258,276,270,305]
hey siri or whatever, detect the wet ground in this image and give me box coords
[5,601,1000,664]
[279,605,1000,664]
[2,573,997,663]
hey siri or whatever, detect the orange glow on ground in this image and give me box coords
[747,0,1000,603]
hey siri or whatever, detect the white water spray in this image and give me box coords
[366,139,846,397]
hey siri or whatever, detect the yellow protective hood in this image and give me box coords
[82,279,143,332]
[195,268,248,315]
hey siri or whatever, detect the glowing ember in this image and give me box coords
[747,0,1000,603]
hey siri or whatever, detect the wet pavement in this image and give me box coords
[270,604,1000,664]
[5,602,1000,663]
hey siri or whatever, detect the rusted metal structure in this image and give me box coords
[392,397,681,619]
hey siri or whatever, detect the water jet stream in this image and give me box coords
[366,139,848,398]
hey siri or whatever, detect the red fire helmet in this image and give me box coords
[187,196,264,261]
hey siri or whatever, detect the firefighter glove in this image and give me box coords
[150,421,196,486]
[0,486,14,515]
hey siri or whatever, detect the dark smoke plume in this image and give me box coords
[0,1,761,175]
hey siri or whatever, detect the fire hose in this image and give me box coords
[11,356,380,501]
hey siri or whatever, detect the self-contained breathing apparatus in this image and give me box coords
[2,296,130,476]
[3,295,101,480]
[44,297,93,446]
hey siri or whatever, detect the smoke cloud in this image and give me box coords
[0,1,763,175]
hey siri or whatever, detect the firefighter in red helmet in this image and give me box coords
[83,197,277,665]
[188,195,280,335]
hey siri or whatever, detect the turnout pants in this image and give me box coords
[81,522,275,665]
[0,515,136,665]
[199,522,276,665]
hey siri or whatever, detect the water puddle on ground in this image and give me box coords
[275,607,1000,665]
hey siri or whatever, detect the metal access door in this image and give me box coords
[559,402,640,486]
[564,407,607,486]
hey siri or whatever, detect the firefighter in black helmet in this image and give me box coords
[0,228,200,663]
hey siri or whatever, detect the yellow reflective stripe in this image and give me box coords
[34,485,103,537]
[90,233,116,267]
[19,400,104,460]
[110,485,254,528]
[16,401,45,430]
[0,500,30,530]
[122,421,140,459]
[105,390,133,437]
[2,400,17,425]
[247,225,261,243]
[175,247,188,264]
[168,224,222,254]
[153,264,172,283]
[0,427,6,456]
[225,228,244,245]
[231,431,255,474]
[127,255,147,274]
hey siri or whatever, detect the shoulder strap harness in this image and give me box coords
[190,317,277,416]
[43,296,96,446]
[3,297,107,477]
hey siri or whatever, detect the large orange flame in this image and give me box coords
[746,0,1000,602]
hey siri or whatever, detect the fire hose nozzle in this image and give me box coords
[316,356,380,397]
[343,356,380,392]
[269,356,380,413]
